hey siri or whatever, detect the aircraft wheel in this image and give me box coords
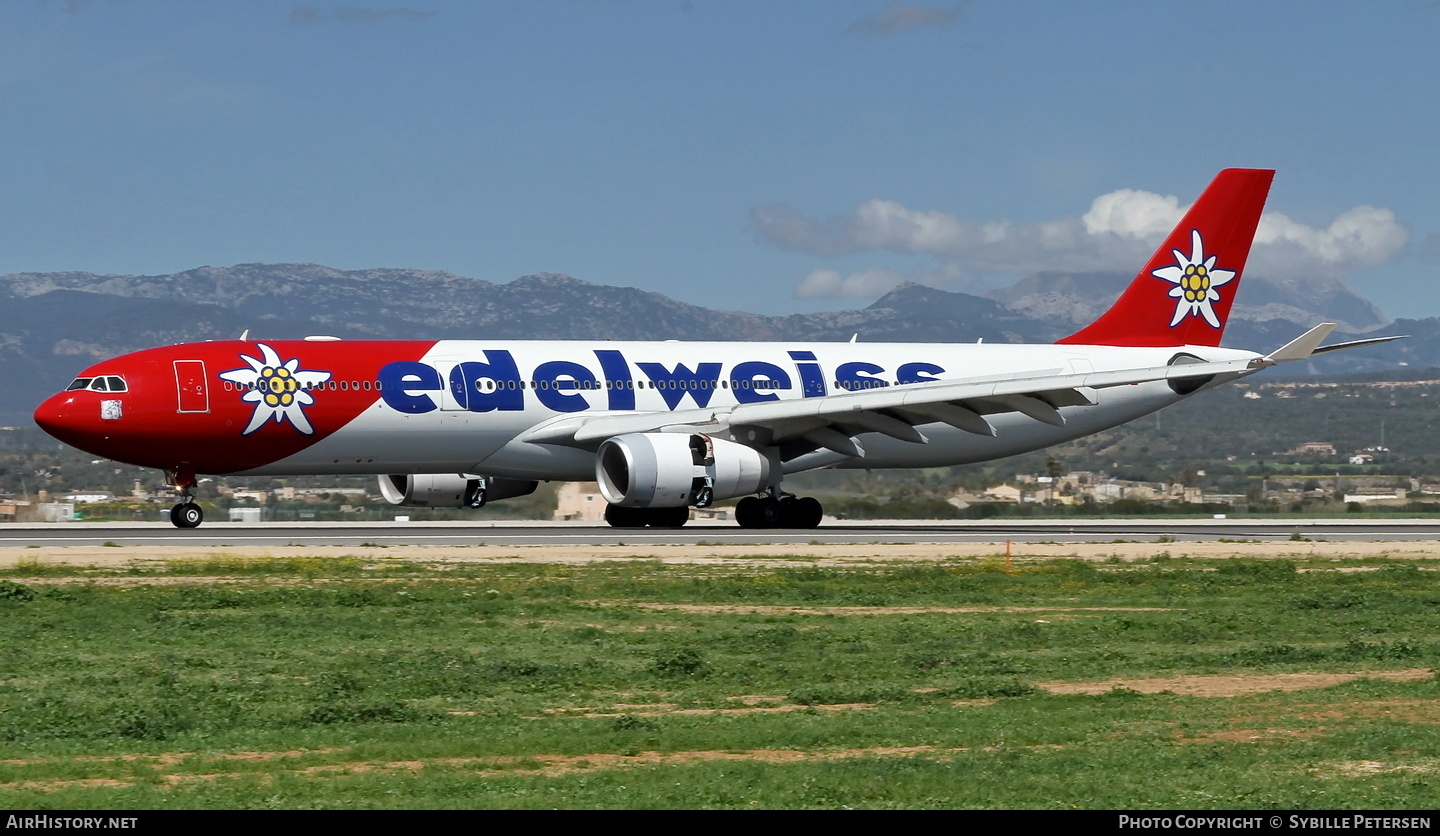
[604,504,645,528]
[786,497,824,529]
[172,502,203,529]
[734,496,761,528]
[757,498,785,528]
[646,506,690,529]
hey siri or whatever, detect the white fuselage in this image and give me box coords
[244,339,1258,479]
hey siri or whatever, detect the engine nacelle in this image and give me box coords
[378,474,537,508]
[596,432,771,508]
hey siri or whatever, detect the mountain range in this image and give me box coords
[0,263,1429,424]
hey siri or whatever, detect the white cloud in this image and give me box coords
[754,186,1409,300]
[793,268,907,299]
[1081,189,1184,238]
[1253,206,1408,272]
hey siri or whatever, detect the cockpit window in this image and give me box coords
[64,376,127,393]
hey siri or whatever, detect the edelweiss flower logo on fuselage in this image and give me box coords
[219,344,333,435]
[1153,229,1236,329]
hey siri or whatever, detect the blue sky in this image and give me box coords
[1,0,1437,323]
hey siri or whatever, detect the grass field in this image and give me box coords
[1,549,1438,809]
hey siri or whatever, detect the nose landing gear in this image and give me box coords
[169,501,204,529]
[164,466,204,529]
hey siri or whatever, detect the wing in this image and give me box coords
[521,324,1374,462]
[519,354,1265,460]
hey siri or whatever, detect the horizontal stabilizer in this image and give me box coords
[1262,325,1407,365]
[1311,334,1407,355]
[1265,323,1336,363]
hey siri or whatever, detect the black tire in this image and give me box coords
[604,504,645,528]
[786,496,824,529]
[735,496,760,528]
[757,498,785,528]
[173,502,203,529]
[646,506,690,528]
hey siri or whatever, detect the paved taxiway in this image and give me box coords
[3,519,1440,548]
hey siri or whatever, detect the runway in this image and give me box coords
[3,518,1440,548]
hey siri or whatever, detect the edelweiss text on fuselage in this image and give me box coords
[376,349,946,414]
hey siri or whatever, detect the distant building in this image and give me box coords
[278,486,372,499]
[0,502,43,522]
[1344,491,1404,504]
[554,481,607,522]
[1286,442,1336,457]
[37,503,74,522]
[1351,446,1390,464]
[981,485,1023,503]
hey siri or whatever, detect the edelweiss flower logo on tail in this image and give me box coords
[219,344,333,435]
[1153,229,1237,329]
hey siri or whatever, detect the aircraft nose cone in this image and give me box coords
[33,393,87,441]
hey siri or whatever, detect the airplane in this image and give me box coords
[32,169,1400,529]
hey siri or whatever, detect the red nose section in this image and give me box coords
[33,392,95,447]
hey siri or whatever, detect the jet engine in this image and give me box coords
[596,432,771,508]
[378,474,537,508]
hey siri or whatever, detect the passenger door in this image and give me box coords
[174,360,209,413]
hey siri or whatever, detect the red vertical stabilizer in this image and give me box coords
[1057,168,1274,347]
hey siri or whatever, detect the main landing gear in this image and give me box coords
[603,493,825,530]
[734,493,823,529]
[604,504,690,529]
